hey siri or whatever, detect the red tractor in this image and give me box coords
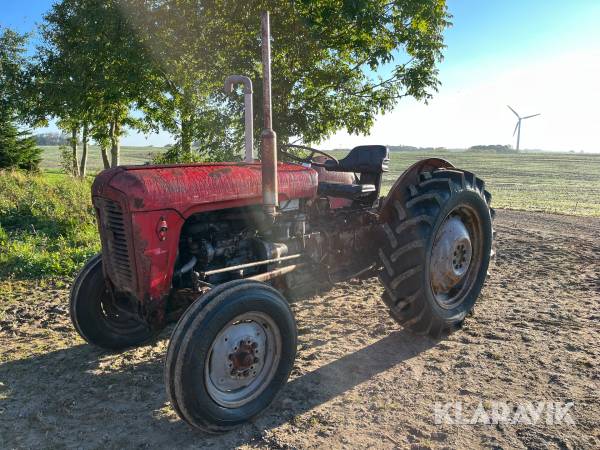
[70,13,493,432]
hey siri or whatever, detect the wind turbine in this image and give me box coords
[507,105,540,151]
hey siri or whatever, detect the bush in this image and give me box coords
[0,171,99,279]
[59,144,77,175]
[0,112,42,171]
[152,144,205,164]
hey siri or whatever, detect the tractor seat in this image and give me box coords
[324,145,389,174]
[317,181,376,199]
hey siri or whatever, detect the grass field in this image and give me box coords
[39,145,165,171]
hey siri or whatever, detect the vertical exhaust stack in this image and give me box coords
[260,11,278,220]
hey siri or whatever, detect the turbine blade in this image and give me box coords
[522,113,541,119]
[507,105,520,118]
[513,121,519,136]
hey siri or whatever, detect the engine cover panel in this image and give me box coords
[92,162,318,217]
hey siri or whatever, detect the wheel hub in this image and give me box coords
[209,322,265,392]
[205,311,281,408]
[228,340,259,378]
[430,216,472,294]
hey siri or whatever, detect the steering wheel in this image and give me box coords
[279,144,339,168]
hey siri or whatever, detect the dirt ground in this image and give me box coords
[0,209,598,449]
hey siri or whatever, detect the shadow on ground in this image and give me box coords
[0,328,436,448]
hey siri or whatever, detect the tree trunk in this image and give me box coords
[109,120,120,167]
[79,123,88,177]
[181,116,192,155]
[71,127,80,177]
[180,87,193,156]
[100,144,110,169]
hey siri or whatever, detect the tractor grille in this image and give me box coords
[98,199,134,289]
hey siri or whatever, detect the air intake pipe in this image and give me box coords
[224,75,253,162]
[260,11,278,220]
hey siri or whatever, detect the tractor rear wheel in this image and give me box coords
[165,280,297,432]
[70,255,157,350]
[377,168,494,337]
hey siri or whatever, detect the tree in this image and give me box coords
[0,27,42,171]
[36,0,155,173]
[124,0,450,160]
[231,0,451,145]
[0,124,42,171]
[118,0,245,161]
[33,1,450,165]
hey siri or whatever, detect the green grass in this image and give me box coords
[0,171,100,280]
[1,147,598,281]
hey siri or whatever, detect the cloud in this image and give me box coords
[321,50,600,152]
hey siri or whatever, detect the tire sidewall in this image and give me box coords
[423,189,493,322]
[70,255,154,349]
[177,287,297,428]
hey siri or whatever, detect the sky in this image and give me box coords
[1,0,600,152]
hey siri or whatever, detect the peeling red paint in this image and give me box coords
[90,162,318,327]
[93,162,317,217]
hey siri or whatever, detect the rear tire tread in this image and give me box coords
[378,167,494,336]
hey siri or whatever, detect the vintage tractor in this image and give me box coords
[70,13,493,432]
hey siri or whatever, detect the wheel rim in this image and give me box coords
[429,205,483,309]
[205,312,282,408]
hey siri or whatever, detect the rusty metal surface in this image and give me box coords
[90,161,316,328]
[201,254,301,277]
[93,197,137,295]
[92,162,317,217]
[130,209,183,319]
[247,264,301,282]
[260,11,278,218]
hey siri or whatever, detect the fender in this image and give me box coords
[380,158,455,223]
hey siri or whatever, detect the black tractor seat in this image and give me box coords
[317,145,389,204]
[317,181,376,199]
[324,145,389,173]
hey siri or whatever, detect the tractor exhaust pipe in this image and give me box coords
[260,11,278,220]
[224,75,254,162]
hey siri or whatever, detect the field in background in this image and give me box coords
[337,150,600,216]
[38,146,600,216]
[39,145,165,171]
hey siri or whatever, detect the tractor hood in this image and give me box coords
[92,162,318,217]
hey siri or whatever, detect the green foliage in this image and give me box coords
[38,145,164,171]
[0,26,29,116]
[0,111,42,171]
[35,0,157,168]
[122,0,450,158]
[58,145,76,175]
[0,27,43,171]
[0,171,99,278]
[152,145,203,164]
[468,144,516,153]
[152,142,242,164]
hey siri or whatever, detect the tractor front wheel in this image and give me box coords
[377,168,494,337]
[70,255,157,350]
[165,280,297,432]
